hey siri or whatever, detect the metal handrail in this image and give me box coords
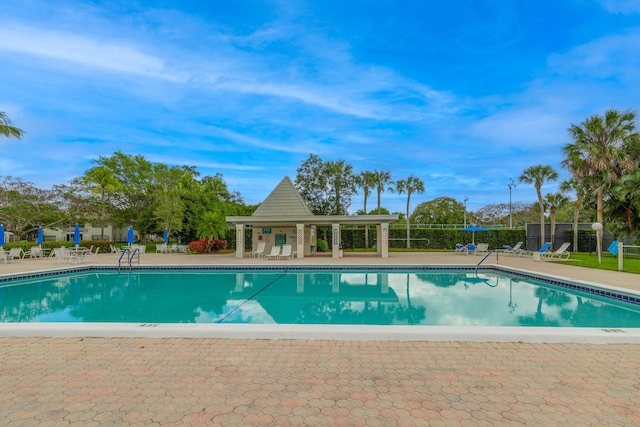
[117,248,129,269]
[475,250,498,272]
[129,248,140,268]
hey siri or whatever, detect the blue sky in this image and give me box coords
[1,0,640,214]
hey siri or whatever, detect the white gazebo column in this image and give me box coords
[235,224,244,258]
[296,223,305,259]
[381,222,389,258]
[332,223,341,258]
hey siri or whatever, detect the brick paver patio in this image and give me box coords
[1,338,640,426]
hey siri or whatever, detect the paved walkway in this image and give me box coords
[1,251,640,425]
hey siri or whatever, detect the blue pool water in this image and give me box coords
[1,267,639,327]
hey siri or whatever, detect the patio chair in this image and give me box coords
[264,245,281,259]
[466,243,477,255]
[279,244,293,260]
[542,242,571,259]
[24,246,44,259]
[250,241,266,258]
[87,246,100,261]
[7,248,24,261]
[454,243,466,255]
[156,243,168,253]
[110,244,121,254]
[501,242,523,255]
[476,243,489,255]
[0,249,8,264]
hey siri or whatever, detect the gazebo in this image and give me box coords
[226,176,399,259]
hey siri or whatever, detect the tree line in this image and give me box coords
[2,108,639,248]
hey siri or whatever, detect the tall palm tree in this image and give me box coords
[544,192,569,250]
[372,170,394,214]
[0,112,25,139]
[355,171,376,248]
[519,165,558,247]
[84,166,121,240]
[564,109,639,244]
[395,175,425,249]
[560,178,589,252]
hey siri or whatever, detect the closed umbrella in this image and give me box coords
[127,226,134,245]
[163,229,169,244]
[0,224,4,248]
[73,223,81,247]
[460,225,487,245]
[37,226,43,247]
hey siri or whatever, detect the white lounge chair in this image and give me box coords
[542,242,571,259]
[476,243,489,255]
[454,243,466,255]
[264,246,281,259]
[501,242,523,255]
[7,248,24,261]
[279,244,293,260]
[24,246,44,259]
[87,246,100,261]
[251,241,266,258]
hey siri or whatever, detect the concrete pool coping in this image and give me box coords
[1,251,639,343]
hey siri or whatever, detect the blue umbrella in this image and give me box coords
[163,229,169,244]
[127,226,134,245]
[460,225,487,244]
[0,224,4,247]
[37,226,43,246]
[73,223,81,246]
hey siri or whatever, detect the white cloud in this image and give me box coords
[599,0,640,14]
[0,23,187,82]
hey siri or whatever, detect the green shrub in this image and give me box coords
[316,239,329,252]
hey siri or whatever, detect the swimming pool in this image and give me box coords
[2,266,640,328]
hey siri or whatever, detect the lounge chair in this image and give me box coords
[542,242,571,259]
[607,241,619,256]
[24,246,44,259]
[501,242,523,255]
[110,244,121,254]
[7,248,24,261]
[156,243,169,253]
[454,243,466,254]
[264,245,281,259]
[466,243,476,255]
[476,243,489,255]
[279,244,293,260]
[87,246,100,261]
[251,241,266,258]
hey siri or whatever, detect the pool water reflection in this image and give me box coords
[1,269,640,327]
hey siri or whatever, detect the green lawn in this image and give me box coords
[549,252,640,274]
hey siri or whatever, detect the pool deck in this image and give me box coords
[2,251,640,425]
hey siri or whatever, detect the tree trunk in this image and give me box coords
[573,196,582,252]
[536,187,545,248]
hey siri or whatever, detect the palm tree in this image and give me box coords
[84,166,121,240]
[544,192,569,250]
[372,170,394,214]
[0,112,24,139]
[560,179,589,252]
[564,109,640,244]
[197,211,228,241]
[519,165,558,247]
[355,171,376,248]
[325,160,355,215]
[395,175,425,249]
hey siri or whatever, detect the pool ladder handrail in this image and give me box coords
[117,248,140,269]
[475,249,498,272]
[117,248,129,269]
[128,248,140,268]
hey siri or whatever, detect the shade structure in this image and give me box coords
[127,226,134,245]
[73,223,81,246]
[163,229,169,244]
[37,226,43,246]
[460,225,487,244]
[0,224,4,247]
